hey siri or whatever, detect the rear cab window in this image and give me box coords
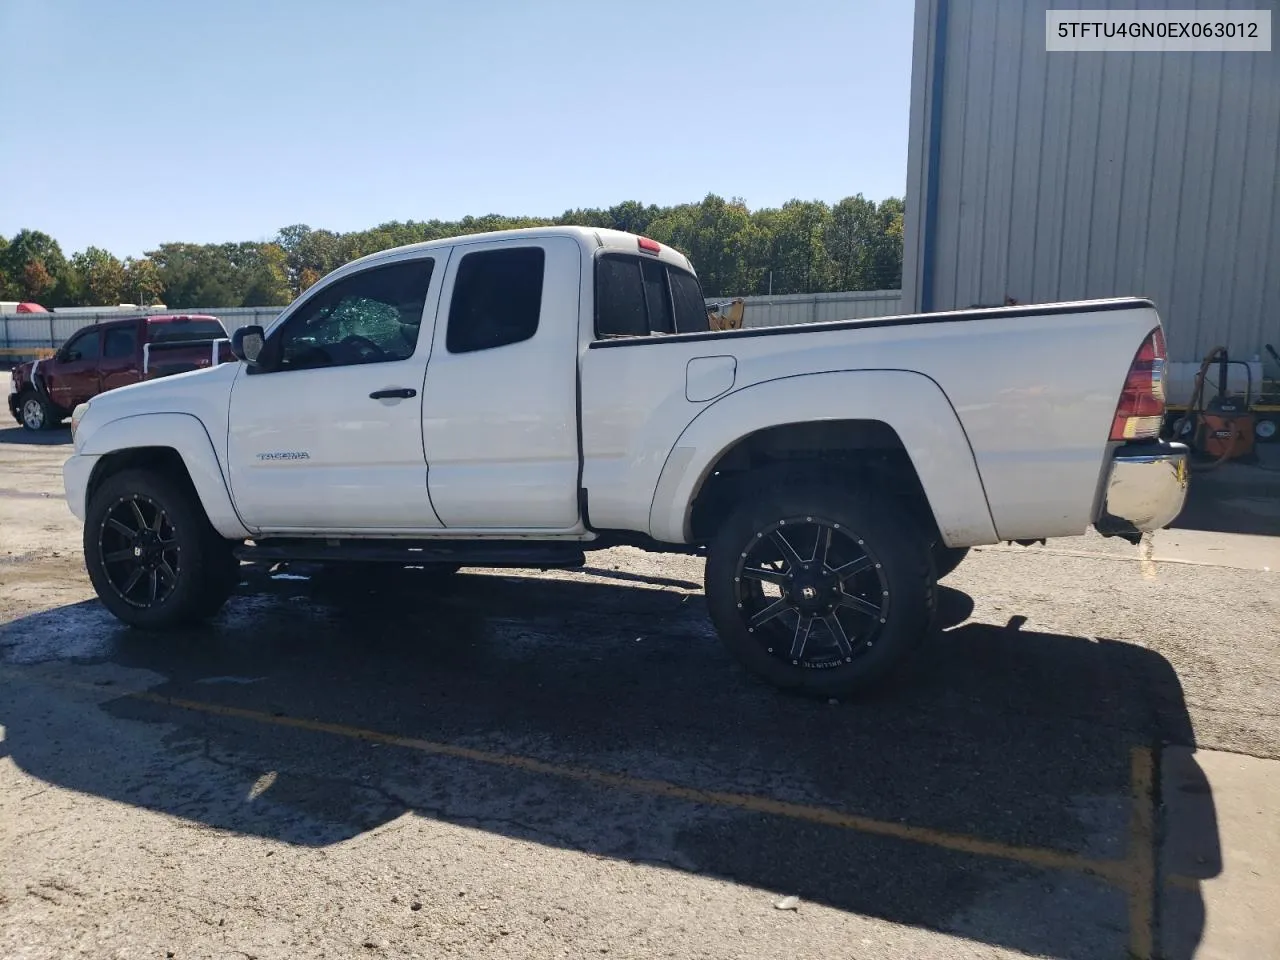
[148,318,227,343]
[668,269,709,335]
[595,253,708,338]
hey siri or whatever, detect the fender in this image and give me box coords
[29,359,53,404]
[75,412,252,539]
[647,370,999,548]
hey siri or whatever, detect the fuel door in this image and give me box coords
[686,355,737,403]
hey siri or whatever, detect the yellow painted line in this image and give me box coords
[6,668,1163,951]
[123,688,1132,886]
[1126,746,1157,960]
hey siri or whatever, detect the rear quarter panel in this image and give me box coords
[912,304,1158,540]
[581,301,1158,545]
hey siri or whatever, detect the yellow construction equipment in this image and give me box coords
[707,298,745,331]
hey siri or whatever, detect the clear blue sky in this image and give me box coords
[1,0,915,259]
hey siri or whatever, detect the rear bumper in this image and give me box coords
[1095,441,1189,542]
[7,394,20,424]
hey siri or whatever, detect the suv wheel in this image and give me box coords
[705,477,936,698]
[85,468,237,629]
[18,391,57,431]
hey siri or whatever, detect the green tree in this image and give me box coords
[241,243,292,306]
[825,194,880,290]
[70,246,127,304]
[124,257,165,306]
[2,230,68,303]
[607,200,661,235]
[291,229,344,293]
[0,235,13,300]
[276,223,320,295]
[646,194,760,297]
[21,260,56,301]
[298,267,322,292]
[0,193,907,307]
[866,197,905,290]
[755,200,835,295]
[148,242,241,307]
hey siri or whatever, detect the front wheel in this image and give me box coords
[18,391,59,432]
[85,468,237,629]
[705,479,936,699]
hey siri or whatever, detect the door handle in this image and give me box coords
[369,387,417,400]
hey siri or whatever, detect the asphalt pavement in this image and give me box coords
[1,423,1277,959]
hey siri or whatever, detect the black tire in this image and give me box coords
[84,468,237,629]
[932,544,970,579]
[17,390,59,432]
[705,476,936,699]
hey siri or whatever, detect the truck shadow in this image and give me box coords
[0,570,1216,959]
[1170,447,1280,538]
[0,424,71,446]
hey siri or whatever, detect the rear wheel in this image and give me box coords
[85,468,237,629]
[705,478,936,698]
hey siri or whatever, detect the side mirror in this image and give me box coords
[231,325,265,364]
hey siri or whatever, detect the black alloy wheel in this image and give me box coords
[705,476,936,698]
[85,468,238,629]
[733,517,889,670]
[98,494,182,608]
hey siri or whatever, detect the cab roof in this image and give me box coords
[338,226,695,278]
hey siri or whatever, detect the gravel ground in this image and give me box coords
[1,421,1277,959]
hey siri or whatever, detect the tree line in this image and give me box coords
[0,193,904,309]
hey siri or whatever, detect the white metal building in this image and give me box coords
[902,0,1279,376]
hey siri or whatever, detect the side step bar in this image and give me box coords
[234,537,586,569]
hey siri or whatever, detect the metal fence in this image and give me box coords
[0,291,905,358]
[737,290,905,328]
[0,308,284,356]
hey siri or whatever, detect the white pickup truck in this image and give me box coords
[62,226,1189,697]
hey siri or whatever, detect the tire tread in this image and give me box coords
[84,467,236,629]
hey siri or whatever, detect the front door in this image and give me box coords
[47,328,101,409]
[99,322,142,393]
[227,253,445,532]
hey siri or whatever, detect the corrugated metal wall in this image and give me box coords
[0,311,120,354]
[904,0,1280,364]
[0,308,287,353]
[0,292,906,354]
[738,291,905,328]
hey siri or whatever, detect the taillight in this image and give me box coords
[1110,327,1167,441]
[637,236,661,255]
